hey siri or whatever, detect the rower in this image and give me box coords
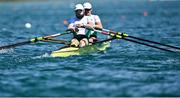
[68,4,93,47]
[83,2,103,44]
[63,18,74,27]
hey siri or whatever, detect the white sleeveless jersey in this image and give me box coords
[69,16,89,35]
[87,15,101,26]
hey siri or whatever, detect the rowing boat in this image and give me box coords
[50,42,110,57]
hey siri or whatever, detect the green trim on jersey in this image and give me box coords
[72,30,97,38]
[86,30,97,38]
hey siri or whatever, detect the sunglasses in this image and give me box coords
[75,9,83,12]
[85,9,91,11]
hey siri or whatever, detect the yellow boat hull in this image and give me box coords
[50,42,110,57]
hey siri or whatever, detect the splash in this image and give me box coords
[32,53,52,59]
[0,48,14,54]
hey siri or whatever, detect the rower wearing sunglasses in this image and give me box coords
[83,2,103,44]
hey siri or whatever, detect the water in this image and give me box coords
[0,0,180,97]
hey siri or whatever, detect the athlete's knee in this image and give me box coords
[89,38,94,43]
[89,37,97,43]
[71,39,79,47]
[79,38,88,47]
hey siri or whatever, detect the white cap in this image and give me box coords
[74,4,84,10]
[83,2,92,9]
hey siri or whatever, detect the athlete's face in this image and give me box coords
[75,9,84,19]
[85,9,92,16]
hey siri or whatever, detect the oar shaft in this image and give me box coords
[101,28,180,50]
[102,28,110,32]
[43,31,72,39]
[93,37,116,44]
[123,38,175,52]
[41,39,70,45]
[128,35,180,50]
[94,28,177,52]
[0,40,31,50]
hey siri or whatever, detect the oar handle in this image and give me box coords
[44,34,62,38]
[43,31,72,39]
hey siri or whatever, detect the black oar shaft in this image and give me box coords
[123,38,175,52]
[128,35,180,50]
[41,39,70,45]
[101,28,180,50]
[93,37,116,44]
[0,40,31,50]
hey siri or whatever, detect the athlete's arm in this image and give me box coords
[86,21,94,30]
[94,15,103,29]
[68,23,77,32]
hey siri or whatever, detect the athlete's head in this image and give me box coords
[74,4,84,19]
[83,2,92,16]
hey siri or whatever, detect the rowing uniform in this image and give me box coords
[68,16,89,41]
[87,15,101,26]
[86,15,101,38]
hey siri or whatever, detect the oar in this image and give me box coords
[43,30,72,39]
[0,40,33,50]
[101,28,180,50]
[93,37,116,44]
[93,28,178,52]
[127,35,180,50]
[122,37,175,52]
[0,31,72,50]
[41,39,70,45]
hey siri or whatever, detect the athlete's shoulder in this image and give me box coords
[83,16,89,19]
[69,17,79,23]
[93,15,100,18]
[82,16,90,21]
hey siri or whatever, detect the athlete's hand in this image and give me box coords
[66,27,79,32]
[76,24,84,28]
[84,24,94,30]
[66,28,75,32]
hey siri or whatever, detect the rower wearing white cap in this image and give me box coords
[83,2,103,43]
[68,4,93,47]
